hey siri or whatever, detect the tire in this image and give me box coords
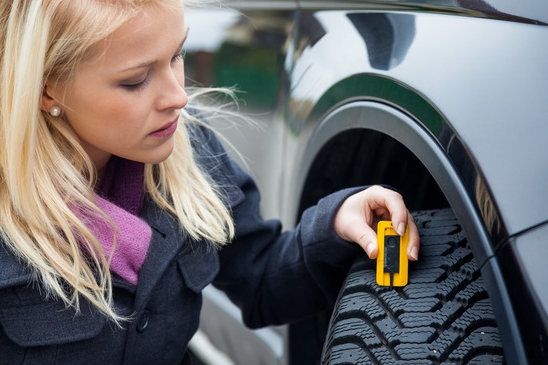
[321,209,505,365]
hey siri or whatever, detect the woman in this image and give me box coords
[0,0,419,363]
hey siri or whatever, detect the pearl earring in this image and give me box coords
[50,106,61,117]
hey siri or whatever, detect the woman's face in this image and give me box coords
[44,4,189,174]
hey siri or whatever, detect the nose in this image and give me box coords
[157,69,188,111]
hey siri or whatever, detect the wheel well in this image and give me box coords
[290,128,449,364]
[298,128,448,216]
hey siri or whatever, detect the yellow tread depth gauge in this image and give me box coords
[376,221,409,288]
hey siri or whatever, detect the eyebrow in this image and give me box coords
[120,27,189,73]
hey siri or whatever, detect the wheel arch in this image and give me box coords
[296,100,480,253]
[292,93,527,363]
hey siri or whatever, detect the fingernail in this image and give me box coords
[366,243,375,257]
[410,247,418,261]
[397,223,406,236]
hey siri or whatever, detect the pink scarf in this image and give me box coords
[79,157,151,285]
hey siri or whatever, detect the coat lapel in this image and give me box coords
[133,198,185,310]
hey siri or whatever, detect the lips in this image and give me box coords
[149,120,178,138]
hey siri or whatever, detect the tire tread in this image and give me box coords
[322,209,505,364]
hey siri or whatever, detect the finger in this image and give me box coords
[406,212,420,261]
[355,226,379,259]
[366,186,409,234]
[335,211,379,259]
[384,196,410,237]
[368,187,420,261]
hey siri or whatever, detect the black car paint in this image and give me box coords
[185,1,548,363]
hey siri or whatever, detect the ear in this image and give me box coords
[40,83,58,113]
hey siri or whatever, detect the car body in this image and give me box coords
[183,1,548,364]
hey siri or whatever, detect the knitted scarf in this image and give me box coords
[81,157,151,285]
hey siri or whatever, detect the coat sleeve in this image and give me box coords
[191,123,365,329]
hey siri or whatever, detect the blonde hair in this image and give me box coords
[0,0,234,323]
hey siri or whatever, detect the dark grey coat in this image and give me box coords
[0,125,363,364]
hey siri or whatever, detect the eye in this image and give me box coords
[172,47,185,63]
[120,76,150,92]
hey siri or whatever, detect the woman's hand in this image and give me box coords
[334,185,420,261]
